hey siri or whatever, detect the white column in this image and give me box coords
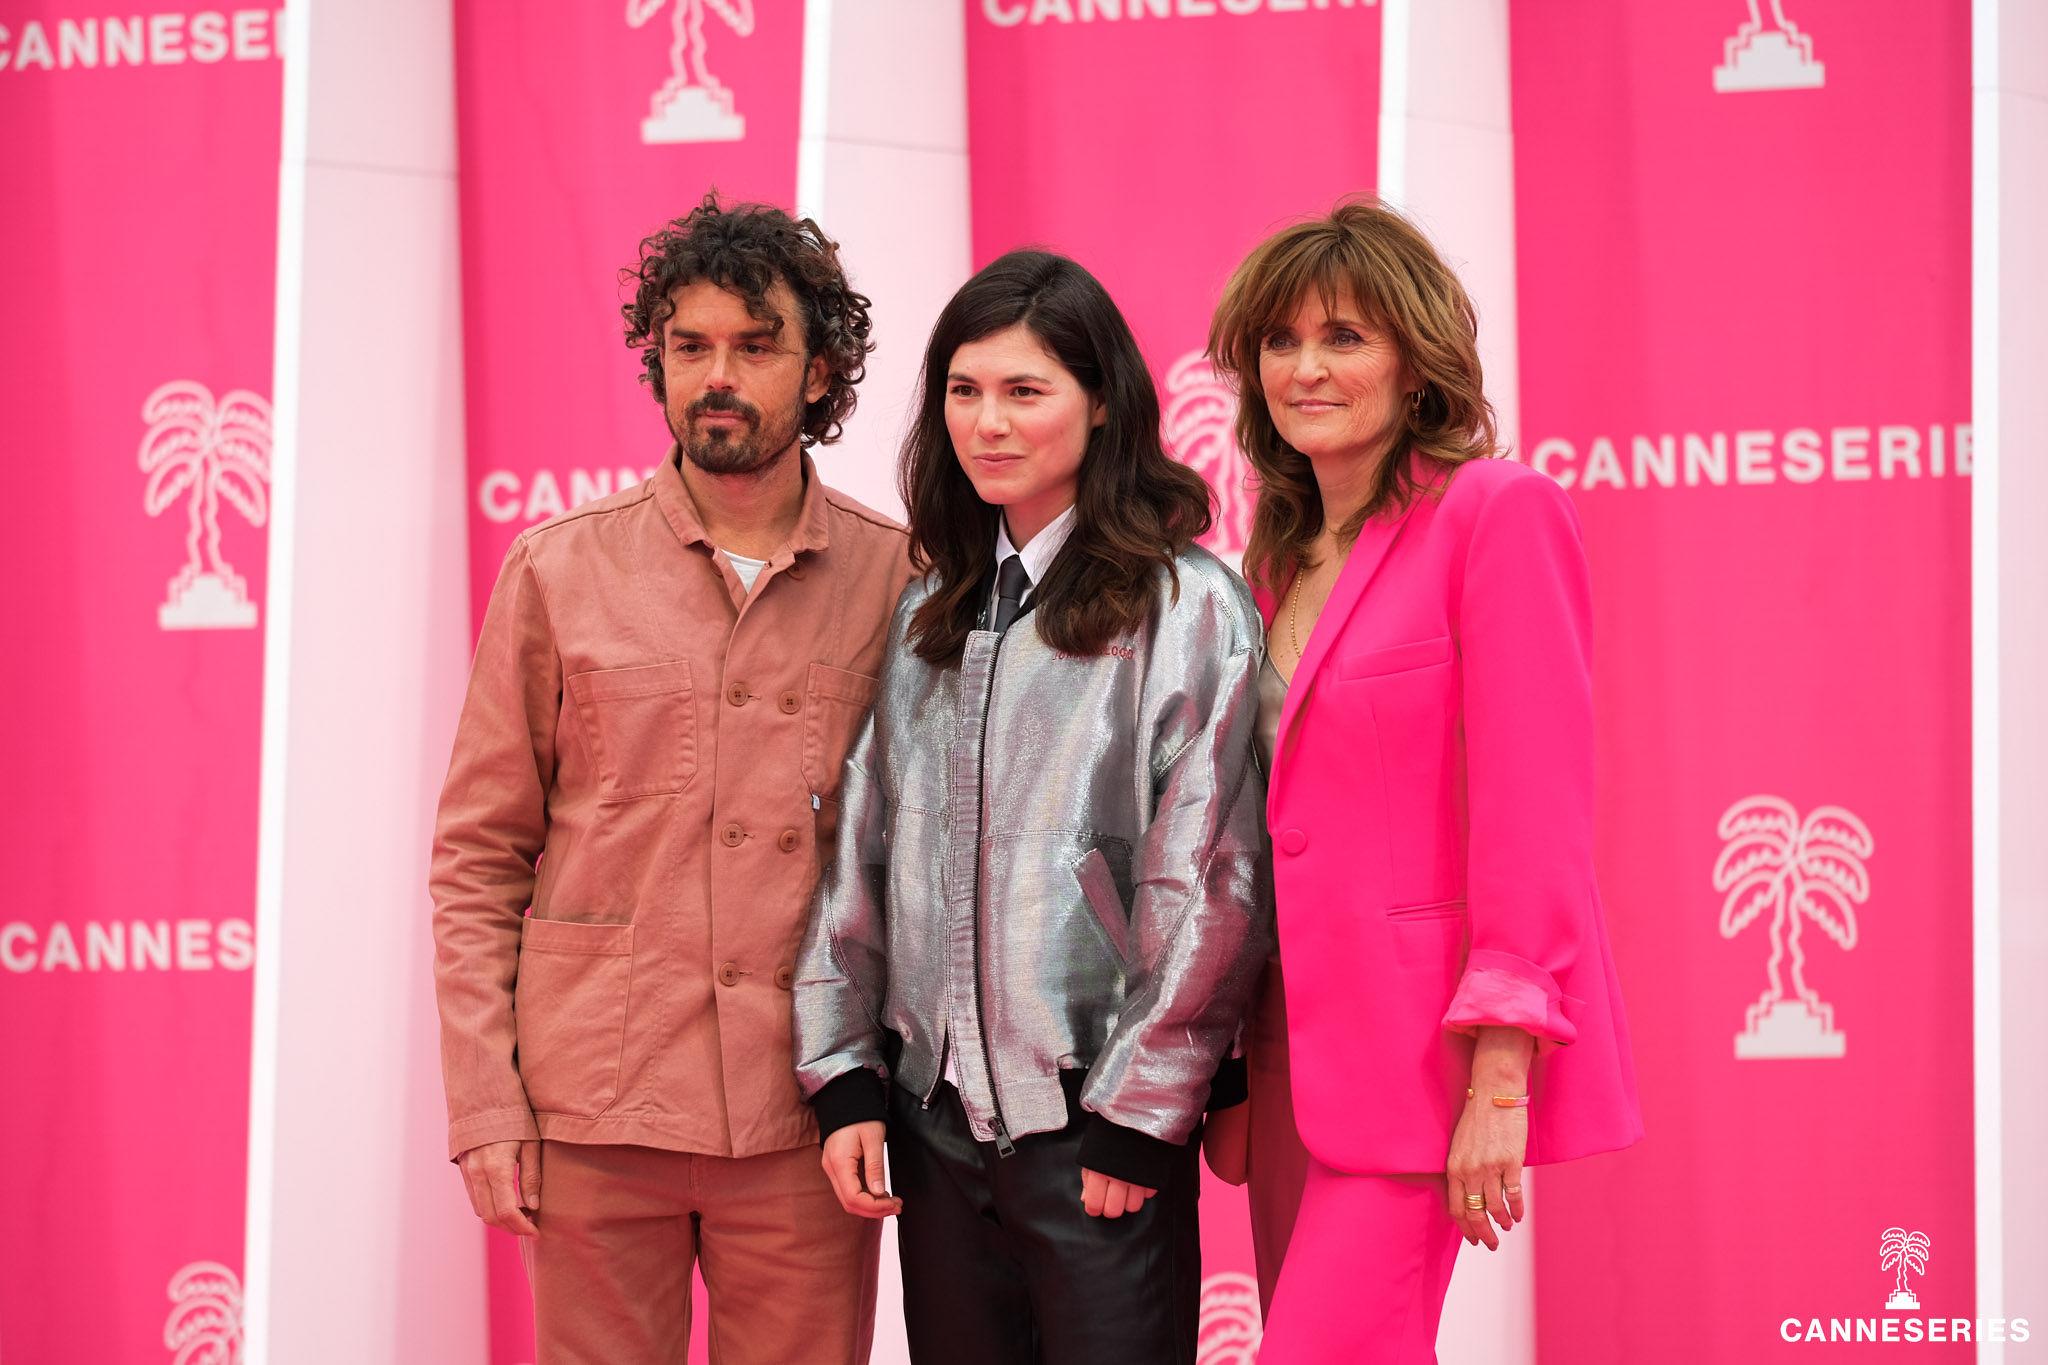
[1379,4,1534,1363]
[1972,2,2048,1358]
[793,9,971,1361]
[244,1,485,1360]
[798,0,973,520]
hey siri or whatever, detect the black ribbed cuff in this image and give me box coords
[811,1067,888,1141]
[1078,1114,1181,1189]
[1206,1054,1248,1111]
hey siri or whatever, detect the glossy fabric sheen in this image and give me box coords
[794,546,1273,1148]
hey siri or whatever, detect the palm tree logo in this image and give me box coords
[1879,1228,1929,1311]
[139,381,272,630]
[1714,0,1826,93]
[1163,351,1256,563]
[1714,795,1872,1059]
[629,0,755,143]
[1195,1271,1262,1365]
[163,1260,243,1365]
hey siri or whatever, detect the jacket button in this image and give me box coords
[718,961,741,987]
[1279,828,1308,855]
[774,964,794,990]
[778,829,800,853]
[779,691,801,715]
[727,682,750,707]
[721,823,745,848]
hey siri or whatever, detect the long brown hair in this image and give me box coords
[901,250,1211,666]
[1208,200,1498,595]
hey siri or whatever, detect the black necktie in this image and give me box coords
[992,554,1030,634]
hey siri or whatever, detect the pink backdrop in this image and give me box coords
[451,3,804,1359]
[0,7,285,1362]
[967,3,1382,1353]
[1511,2,1975,1359]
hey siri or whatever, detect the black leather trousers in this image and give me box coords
[888,1077,1202,1365]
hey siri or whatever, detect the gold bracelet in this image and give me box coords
[1466,1088,1531,1108]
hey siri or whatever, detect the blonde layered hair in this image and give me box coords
[1207,200,1499,594]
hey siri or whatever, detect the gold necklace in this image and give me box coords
[1288,565,1309,660]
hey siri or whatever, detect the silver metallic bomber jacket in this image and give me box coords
[791,544,1273,1181]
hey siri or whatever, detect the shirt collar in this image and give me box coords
[992,502,1078,592]
[653,444,834,561]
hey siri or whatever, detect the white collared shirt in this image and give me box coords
[987,502,1078,626]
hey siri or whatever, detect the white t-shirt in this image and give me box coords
[718,548,768,594]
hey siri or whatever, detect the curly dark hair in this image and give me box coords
[621,192,873,447]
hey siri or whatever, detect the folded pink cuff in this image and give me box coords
[1442,948,1579,1047]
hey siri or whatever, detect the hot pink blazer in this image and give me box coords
[1257,455,1642,1175]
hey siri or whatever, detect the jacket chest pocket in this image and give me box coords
[802,662,880,803]
[567,660,697,801]
[1337,635,1463,908]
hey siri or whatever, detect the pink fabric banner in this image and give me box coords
[451,4,803,1359]
[0,8,285,1363]
[1510,2,1976,1359]
[967,3,1381,1355]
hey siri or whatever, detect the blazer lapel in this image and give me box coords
[1270,502,1419,811]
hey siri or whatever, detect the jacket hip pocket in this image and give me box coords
[566,660,696,801]
[1074,845,1132,965]
[514,918,634,1117]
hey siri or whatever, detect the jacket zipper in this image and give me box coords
[970,625,1017,1157]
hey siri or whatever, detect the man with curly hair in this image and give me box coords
[431,194,914,1364]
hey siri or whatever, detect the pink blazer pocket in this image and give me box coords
[1336,634,1453,681]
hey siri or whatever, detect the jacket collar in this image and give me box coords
[1264,453,1446,802]
[652,444,834,562]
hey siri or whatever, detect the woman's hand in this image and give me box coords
[820,1120,902,1219]
[1201,1103,1250,1186]
[1447,1025,1534,1250]
[1080,1167,1157,1218]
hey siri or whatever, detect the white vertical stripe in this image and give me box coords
[1969,0,2003,1358]
[244,2,314,1361]
[797,0,836,223]
[1377,0,1410,206]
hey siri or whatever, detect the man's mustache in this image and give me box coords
[689,394,761,424]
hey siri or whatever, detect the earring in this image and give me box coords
[1408,388,1424,416]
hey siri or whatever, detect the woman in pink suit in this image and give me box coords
[1199,201,1642,1362]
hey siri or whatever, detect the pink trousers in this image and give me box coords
[1256,1161,1464,1364]
[1248,962,1464,1364]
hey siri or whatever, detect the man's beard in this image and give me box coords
[671,391,806,476]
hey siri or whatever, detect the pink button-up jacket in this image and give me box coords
[1259,455,1642,1175]
[431,453,914,1161]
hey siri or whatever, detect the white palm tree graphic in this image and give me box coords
[138,381,271,628]
[629,0,755,124]
[1879,1227,1929,1307]
[163,1261,243,1365]
[1715,796,1871,1018]
[1163,352,1256,559]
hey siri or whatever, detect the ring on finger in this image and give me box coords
[1463,1193,1487,1210]
[1504,1183,1523,1196]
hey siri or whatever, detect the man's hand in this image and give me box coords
[820,1121,901,1219]
[1080,1167,1156,1219]
[457,1138,541,1237]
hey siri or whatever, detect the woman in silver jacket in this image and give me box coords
[792,250,1272,1364]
